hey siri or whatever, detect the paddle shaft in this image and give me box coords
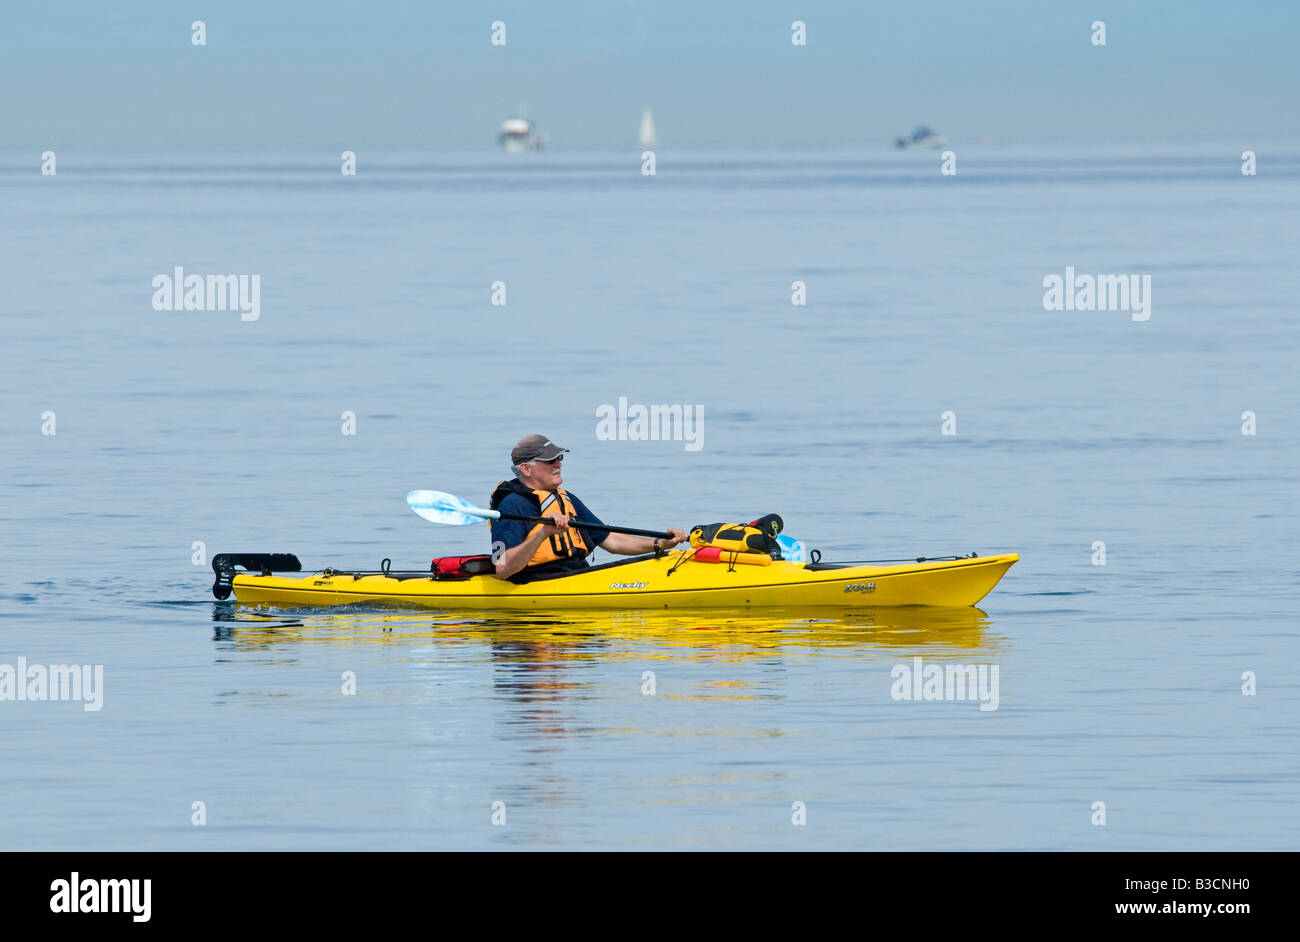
[496,511,671,541]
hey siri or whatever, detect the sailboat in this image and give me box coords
[638,108,660,149]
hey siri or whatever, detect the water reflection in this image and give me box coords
[207,604,1005,821]
[209,604,1000,733]
[213,604,996,656]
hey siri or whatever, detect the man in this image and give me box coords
[489,434,688,583]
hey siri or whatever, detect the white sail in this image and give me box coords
[638,108,660,148]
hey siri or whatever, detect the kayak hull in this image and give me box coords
[229,552,1019,610]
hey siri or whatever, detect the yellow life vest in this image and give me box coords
[489,480,591,570]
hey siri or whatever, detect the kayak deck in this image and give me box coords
[227,551,1019,610]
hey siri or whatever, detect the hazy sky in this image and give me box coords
[2,0,1296,152]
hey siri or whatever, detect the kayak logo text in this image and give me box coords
[890,656,1000,712]
[151,266,261,322]
[595,397,703,451]
[50,873,151,923]
[0,658,103,712]
[1042,266,1151,321]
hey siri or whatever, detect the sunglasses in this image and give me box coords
[530,455,563,466]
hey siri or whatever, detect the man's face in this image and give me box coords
[523,456,563,490]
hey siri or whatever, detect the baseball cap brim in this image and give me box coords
[526,443,568,461]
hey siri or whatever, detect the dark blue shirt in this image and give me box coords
[490,491,607,569]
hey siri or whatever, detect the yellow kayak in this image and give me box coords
[217,551,1018,609]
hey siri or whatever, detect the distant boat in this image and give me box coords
[638,108,660,149]
[894,126,948,149]
[498,116,548,153]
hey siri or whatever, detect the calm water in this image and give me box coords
[2,146,1298,849]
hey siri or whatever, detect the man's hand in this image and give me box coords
[655,528,689,550]
[543,513,571,532]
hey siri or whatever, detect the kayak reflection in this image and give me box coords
[212,604,995,654]
[209,606,1001,752]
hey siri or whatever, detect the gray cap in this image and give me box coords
[511,434,569,464]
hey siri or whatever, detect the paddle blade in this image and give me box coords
[406,490,498,527]
[776,533,808,563]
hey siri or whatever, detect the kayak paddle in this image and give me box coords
[406,490,673,540]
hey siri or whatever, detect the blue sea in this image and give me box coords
[2,145,1297,849]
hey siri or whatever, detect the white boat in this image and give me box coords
[894,126,948,149]
[638,108,660,149]
[498,116,548,153]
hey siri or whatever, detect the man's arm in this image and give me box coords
[494,522,563,579]
[569,495,687,557]
[599,528,688,556]
[491,489,688,571]
[491,495,545,580]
